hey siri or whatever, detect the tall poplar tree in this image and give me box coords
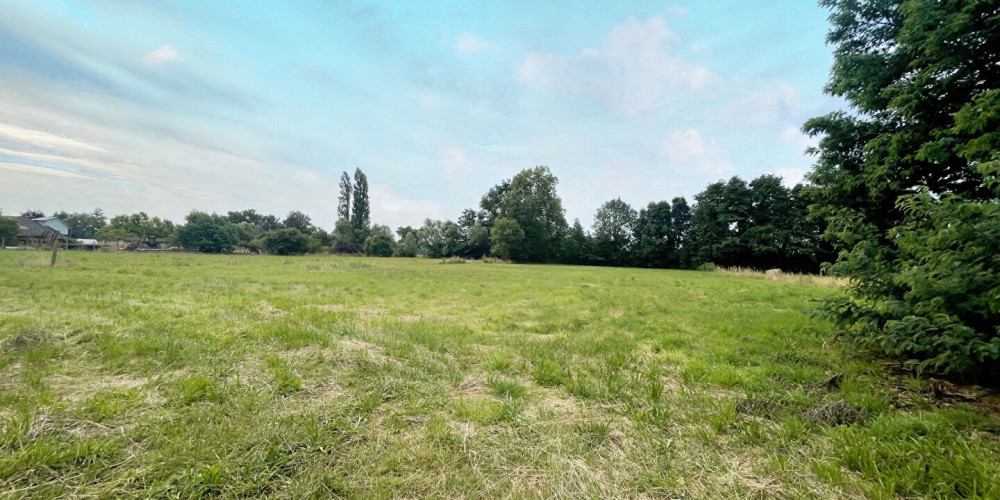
[338,171,352,221]
[351,168,370,234]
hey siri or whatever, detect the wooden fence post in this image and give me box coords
[51,236,58,267]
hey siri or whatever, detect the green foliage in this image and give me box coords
[258,228,311,255]
[633,201,673,268]
[489,217,524,261]
[561,219,593,265]
[441,221,463,257]
[338,171,352,221]
[363,225,396,257]
[57,209,106,239]
[0,216,19,245]
[226,209,281,231]
[464,223,491,259]
[592,198,637,266]
[417,219,445,258]
[103,212,175,240]
[808,0,1000,377]
[331,218,356,247]
[825,163,1000,376]
[93,226,131,242]
[480,167,568,262]
[351,168,370,233]
[396,231,418,257]
[175,211,238,253]
[282,211,312,233]
[687,176,825,272]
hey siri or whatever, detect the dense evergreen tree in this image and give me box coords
[805,0,1000,376]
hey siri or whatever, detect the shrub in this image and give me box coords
[821,162,1000,378]
[363,225,395,257]
[175,212,238,253]
[332,241,360,254]
[258,228,311,255]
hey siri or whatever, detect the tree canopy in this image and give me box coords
[805,0,1000,377]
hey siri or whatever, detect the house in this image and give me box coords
[32,216,69,236]
[1,216,62,247]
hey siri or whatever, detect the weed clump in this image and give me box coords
[735,398,780,418]
[804,400,868,426]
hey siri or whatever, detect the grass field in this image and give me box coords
[1,252,998,499]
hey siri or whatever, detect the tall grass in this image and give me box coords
[0,251,996,499]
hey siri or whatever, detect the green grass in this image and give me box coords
[1,251,998,498]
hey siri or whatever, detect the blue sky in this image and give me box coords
[0,0,841,230]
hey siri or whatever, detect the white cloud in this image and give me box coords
[455,34,494,55]
[421,93,436,110]
[141,44,182,65]
[780,126,818,153]
[439,147,471,177]
[0,123,107,154]
[661,129,733,178]
[519,16,717,116]
[369,184,445,228]
[721,80,802,130]
[665,4,689,15]
[0,162,91,179]
[0,72,442,231]
[771,167,808,187]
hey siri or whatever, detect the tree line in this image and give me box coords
[12,164,831,272]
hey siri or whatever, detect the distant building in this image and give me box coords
[1,216,62,247]
[76,238,100,250]
[32,216,69,236]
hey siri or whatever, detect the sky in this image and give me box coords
[0,0,843,231]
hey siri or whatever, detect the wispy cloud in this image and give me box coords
[439,147,471,177]
[719,80,802,130]
[661,129,733,178]
[455,34,494,54]
[519,16,718,117]
[771,167,808,187]
[141,44,182,65]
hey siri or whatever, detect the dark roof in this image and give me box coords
[2,216,60,238]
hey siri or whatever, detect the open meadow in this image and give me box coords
[1,252,998,499]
